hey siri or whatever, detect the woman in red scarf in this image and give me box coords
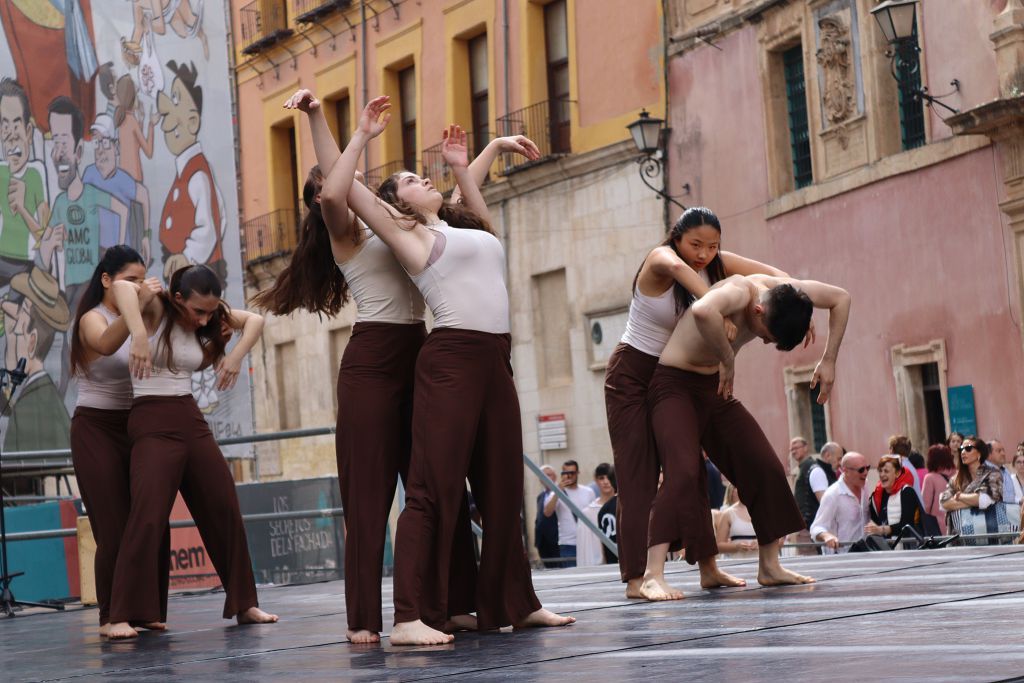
[866,455,923,539]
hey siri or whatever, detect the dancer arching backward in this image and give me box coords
[605,207,793,600]
[105,265,278,637]
[324,96,573,646]
[253,89,488,644]
[68,245,170,639]
[644,274,850,599]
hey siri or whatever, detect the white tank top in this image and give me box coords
[620,269,711,357]
[75,304,133,410]
[132,317,206,397]
[336,225,425,324]
[410,222,510,334]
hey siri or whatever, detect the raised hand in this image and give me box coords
[357,95,391,139]
[441,124,469,169]
[283,89,320,114]
[495,135,541,161]
[137,276,163,309]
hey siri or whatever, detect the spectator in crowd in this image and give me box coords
[1017,441,1024,461]
[819,442,842,478]
[947,431,965,467]
[887,435,922,494]
[576,463,616,567]
[867,454,923,541]
[1011,451,1024,504]
[987,440,1017,504]
[715,483,758,559]
[534,465,560,568]
[792,436,837,554]
[543,459,596,568]
[940,437,1004,532]
[597,479,618,566]
[706,456,725,509]
[810,452,870,554]
[908,451,927,484]
[922,445,956,535]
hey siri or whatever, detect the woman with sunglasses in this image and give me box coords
[940,437,1004,532]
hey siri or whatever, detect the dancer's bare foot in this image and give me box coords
[625,577,645,599]
[700,567,747,589]
[639,575,684,601]
[514,608,575,629]
[133,621,167,631]
[390,619,454,645]
[237,607,279,624]
[346,629,381,644]
[104,622,138,639]
[757,565,815,586]
[443,614,477,633]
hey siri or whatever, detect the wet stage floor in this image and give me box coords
[3,546,1023,682]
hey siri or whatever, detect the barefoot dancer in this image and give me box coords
[605,207,790,599]
[644,274,850,599]
[254,89,480,644]
[105,265,278,637]
[325,97,573,646]
[69,246,170,638]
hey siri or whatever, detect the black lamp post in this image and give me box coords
[626,109,686,210]
[870,0,960,115]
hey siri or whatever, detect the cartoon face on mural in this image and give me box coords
[0,0,247,465]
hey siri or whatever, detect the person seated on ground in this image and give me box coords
[866,454,923,542]
[576,463,616,567]
[922,444,956,535]
[940,436,1004,531]
[714,483,758,559]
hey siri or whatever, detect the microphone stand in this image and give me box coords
[0,358,65,616]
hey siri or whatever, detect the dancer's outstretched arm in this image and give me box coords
[450,135,540,204]
[80,277,162,357]
[720,252,789,278]
[284,88,341,174]
[111,280,164,379]
[441,124,492,226]
[323,96,433,274]
[215,308,264,391]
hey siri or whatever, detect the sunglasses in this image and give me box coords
[852,466,870,474]
[960,444,978,453]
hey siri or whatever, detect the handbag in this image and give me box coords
[949,503,1021,546]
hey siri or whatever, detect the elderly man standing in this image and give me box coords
[810,452,870,554]
[792,438,838,553]
[988,440,1018,505]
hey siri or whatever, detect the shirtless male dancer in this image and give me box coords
[643,274,850,599]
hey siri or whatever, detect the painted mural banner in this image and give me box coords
[0,0,251,456]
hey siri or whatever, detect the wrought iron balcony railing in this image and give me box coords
[292,0,352,24]
[364,160,412,191]
[495,99,573,175]
[420,135,475,196]
[240,0,293,55]
[243,208,300,264]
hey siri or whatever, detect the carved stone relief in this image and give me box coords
[816,16,854,126]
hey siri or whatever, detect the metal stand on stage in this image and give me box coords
[0,357,65,617]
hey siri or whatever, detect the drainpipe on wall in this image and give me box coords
[661,0,673,233]
[361,0,369,176]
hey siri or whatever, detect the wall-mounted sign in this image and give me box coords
[538,413,568,451]
[947,385,977,436]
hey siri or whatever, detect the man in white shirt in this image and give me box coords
[810,452,870,554]
[543,459,596,568]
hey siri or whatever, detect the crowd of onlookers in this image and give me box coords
[533,432,1024,567]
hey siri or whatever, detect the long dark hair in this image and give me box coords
[251,166,352,317]
[69,245,144,376]
[953,435,989,492]
[632,206,727,314]
[377,172,492,234]
[160,265,230,371]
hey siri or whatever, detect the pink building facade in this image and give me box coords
[665,0,1024,460]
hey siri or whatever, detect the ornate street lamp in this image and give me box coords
[870,0,960,115]
[626,109,686,210]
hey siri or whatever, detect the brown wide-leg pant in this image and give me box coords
[604,342,660,582]
[393,329,541,630]
[109,396,259,623]
[648,365,805,563]
[70,407,170,625]
[336,321,477,634]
